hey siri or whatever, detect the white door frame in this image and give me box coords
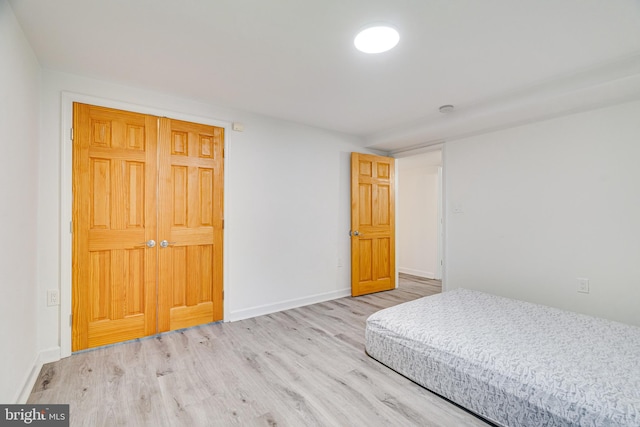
[436,166,443,280]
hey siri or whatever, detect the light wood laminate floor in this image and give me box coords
[29,275,491,426]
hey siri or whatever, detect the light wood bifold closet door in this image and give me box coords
[72,103,224,351]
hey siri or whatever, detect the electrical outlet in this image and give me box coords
[577,278,589,294]
[47,289,60,306]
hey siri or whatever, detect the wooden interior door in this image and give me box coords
[350,153,396,296]
[73,104,224,351]
[72,103,158,351]
[157,118,224,332]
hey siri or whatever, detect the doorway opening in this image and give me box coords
[395,148,443,284]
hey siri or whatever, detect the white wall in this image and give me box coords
[445,100,640,326]
[0,0,41,403]
[36,70,373,361]
[397,151,441,278]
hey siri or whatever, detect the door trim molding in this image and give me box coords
[59,91,231,358]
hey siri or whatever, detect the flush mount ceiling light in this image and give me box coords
[439,104,455,113]
[354,25,400,54]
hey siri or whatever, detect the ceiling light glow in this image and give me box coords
[354,25,399,54]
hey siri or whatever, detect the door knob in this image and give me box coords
[349,230,361,237]
[160,240,176,248]
[139,239,156,248]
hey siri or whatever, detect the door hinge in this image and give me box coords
[70,128,74,141]
[222,219,224,229]
[222,290,224,300]
[69,314,72,327]
[70,221,73,234]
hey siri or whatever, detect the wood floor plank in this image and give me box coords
[28,276,490,426]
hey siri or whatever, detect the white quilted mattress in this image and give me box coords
[365,289,640,426]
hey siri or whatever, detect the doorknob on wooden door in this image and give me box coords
[160,240,176,248]
[139,240,156,248]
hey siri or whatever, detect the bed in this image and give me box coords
[365,289,640,426]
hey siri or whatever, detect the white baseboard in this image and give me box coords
[14,355,39,404]
[39,347,62,364]
[15,347,61,404]
[398,267,435,279]
[228,288,351,322]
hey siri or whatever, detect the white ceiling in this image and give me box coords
[9,0,640,152]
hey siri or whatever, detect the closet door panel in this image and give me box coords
[72,103,158,351]
[157,118,224,332]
